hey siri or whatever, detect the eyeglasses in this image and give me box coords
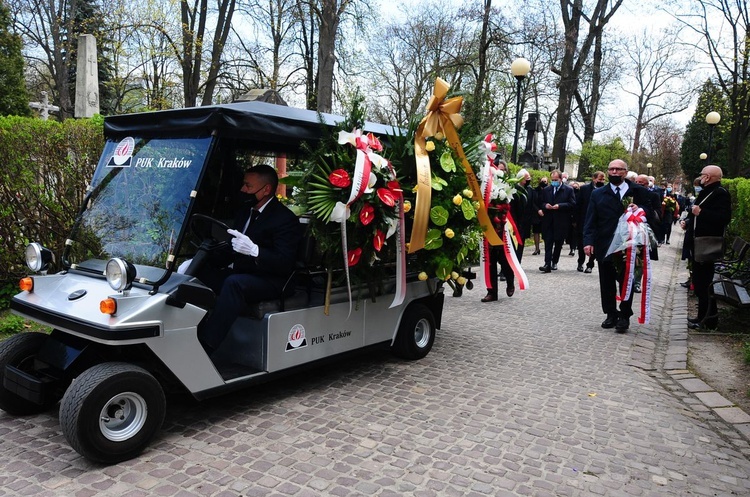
[608,167,626,172]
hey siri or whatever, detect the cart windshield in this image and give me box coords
[66,135,211,273]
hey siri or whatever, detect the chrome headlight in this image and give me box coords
[25,243,53,272]
[105,258,136,292]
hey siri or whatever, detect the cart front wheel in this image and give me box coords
[392,303,436,360]
[60,362,165,464]
[0,332,57,415]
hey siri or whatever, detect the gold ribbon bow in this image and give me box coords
[409,78,502,253]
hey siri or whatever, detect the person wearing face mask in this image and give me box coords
[574,171,605,273]
[538,169,576,273]
[195,164,302,356]
[684,166,731,329]
[660,183,679,245]
[679,177,704,289]
[583,159,653,333]
[530,177,548,255]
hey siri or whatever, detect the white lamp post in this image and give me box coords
[510,57,531,164]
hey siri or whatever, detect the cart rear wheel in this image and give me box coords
[392,303,436,360]
[60,362,165,464]
[0,332,56,415]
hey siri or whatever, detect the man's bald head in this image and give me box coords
[700,165,723,186]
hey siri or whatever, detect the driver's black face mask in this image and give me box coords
[240,186,265,208]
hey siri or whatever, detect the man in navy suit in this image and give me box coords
[198,164,302,354]
[583,159,652,333]
[574,170,605,273]
[538,169,576,272]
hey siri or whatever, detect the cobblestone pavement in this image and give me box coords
[2,232,750,496]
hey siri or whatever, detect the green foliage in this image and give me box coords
[721,177,750,242]
[579,138,631,175]
[0,116,103,282]
[0,2,30,117]
[0,313,24,335]
[743,341,750,365]
[680,80,729,179]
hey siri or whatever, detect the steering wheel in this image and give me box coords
[189,214,233,244]
[181,214,234,276]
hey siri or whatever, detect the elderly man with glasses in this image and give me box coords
[583,159,654,333]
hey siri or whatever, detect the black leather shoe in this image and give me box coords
[634,283,641,293]
[688,322,702,330]
[577,265,584,272]
[615,317,630,333]
[569,250,575,256]
[680,280,690,288]
[551,263,558,270]
[584,267,593,273]
[688,317,701,324]
[539,265,551,273]
[532,249,540,255]
[481,292,497,302]
[506,285,515,297]
[601,315,618,328]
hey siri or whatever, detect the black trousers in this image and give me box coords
[486,243,523,294]
[692,260,718,325]
[543,234,564,266]
[597,257,634,318]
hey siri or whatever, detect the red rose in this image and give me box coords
[329,169,351,188]
[377,188,396,207]
[359,202,375,226]
[373,230,385,252]
[347,247,363,266]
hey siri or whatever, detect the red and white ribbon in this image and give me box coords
[615,207,652,324]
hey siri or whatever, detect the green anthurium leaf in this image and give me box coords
[436,260,453,281]
[424,228,444,250]
[431,175,447,191]
[461,199,476,220]
[439,151,456,172]
[430,205,449,226]
[457,246,468,265]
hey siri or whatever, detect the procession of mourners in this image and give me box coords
[477,153,733,334]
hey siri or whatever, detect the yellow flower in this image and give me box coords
[435,131,445,141]
[403,200,412,213]
[472,201,481,210]
[418,272,428,281]
[445,228,455,239]
[456,276,467,285]
[462,189,473,198]
[451,271,459,280]
[452,194,463,205]
[425,141,436,152]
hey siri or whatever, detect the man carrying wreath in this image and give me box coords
[583,159,653,333]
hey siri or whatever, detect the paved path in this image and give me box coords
[1,231,750,496]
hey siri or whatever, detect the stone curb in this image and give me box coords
[652,232,750,444]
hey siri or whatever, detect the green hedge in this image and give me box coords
[0,116,103,285]
[721,177,750,242]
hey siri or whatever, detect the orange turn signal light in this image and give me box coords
[100,298,117,315]
[19,277,34,292]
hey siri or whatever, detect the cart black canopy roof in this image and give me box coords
[104,101,400,153]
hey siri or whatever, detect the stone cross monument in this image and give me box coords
[29,91,60,120]
[74,34,99,118]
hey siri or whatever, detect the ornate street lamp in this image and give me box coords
[510,57,531,164]
[646,162,652,176]
[705,111,721,162]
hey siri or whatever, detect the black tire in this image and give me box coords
[59,362,166,464]
[0,332,56,415]
[392,303,436,360]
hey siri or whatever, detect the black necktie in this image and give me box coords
[615,186,620,199]
[553,187,558,196]
[243,209,259,234]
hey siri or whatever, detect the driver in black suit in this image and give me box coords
[197,164,302,355]
[583,159,653,333]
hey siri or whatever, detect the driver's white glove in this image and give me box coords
[177,259,193,274]
[227,229,259,257]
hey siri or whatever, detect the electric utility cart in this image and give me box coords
[2,102,445,463]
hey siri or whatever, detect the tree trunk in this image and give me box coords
[200,0,236,106]
[315,0,344,113]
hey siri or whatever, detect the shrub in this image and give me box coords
[0,116,103,284]
[0,313,24,335]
